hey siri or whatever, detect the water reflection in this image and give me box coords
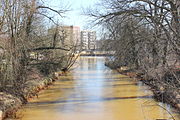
[16,57,179,120]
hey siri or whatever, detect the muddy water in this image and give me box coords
[17,57,179,120]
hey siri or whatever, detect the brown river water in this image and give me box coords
[15,57,179,120]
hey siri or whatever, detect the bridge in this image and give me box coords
[79,50,114,56]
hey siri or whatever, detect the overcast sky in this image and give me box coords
[44,0,98,30]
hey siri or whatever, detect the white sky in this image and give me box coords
[44,0,98,30]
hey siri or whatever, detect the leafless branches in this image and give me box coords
[85,0,180,105]
[0,0,78,100]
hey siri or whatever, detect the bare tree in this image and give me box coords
[85,0,180,109]
[0,0,74,102]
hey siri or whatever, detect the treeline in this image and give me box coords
[86,0,180,104]
[0,0,77,100]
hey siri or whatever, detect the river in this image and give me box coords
[16,57,179,120]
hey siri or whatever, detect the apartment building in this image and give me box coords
[81,31,88,50]
[48,25,80,48]
[48,26,96,51]
[81,30,96,51]
[59,26,80,47]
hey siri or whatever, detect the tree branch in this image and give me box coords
[28,47,71,51]
[36,6,68,17]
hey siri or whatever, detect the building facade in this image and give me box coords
[59,26,80,47]
[81,30,96,51]
[48,25,80,49]
[48,26,96,52]
[81,31,88,50]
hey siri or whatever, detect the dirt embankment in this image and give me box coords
[116,68,180,112]
[0,68,59,120]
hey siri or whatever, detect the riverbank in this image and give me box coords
[105,61,180,112]
[0,68,58,120]
[115,67,180,113]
